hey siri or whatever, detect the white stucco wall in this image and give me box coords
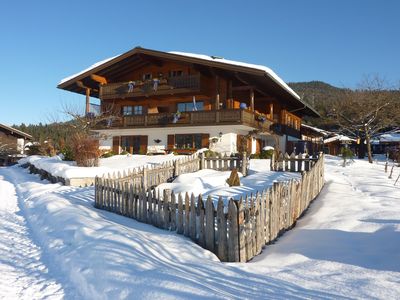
[96,125,255,155]
[96,126,288,155]
[17,138,25,154]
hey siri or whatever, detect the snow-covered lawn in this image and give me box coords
[19,154,185,180]
[1,156,399,299]
[157,160,300,204]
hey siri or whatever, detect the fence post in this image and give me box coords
[241,152,247,176]
[297,153,303,172]
[142,167,148,191]
[198,195,205,247]
[200,152,205,170]
[205,196,215,253]
[284,153,290,171]
[170,192,176,231]
[184,192,190,237]
[190,193,197,241]
[238,198,246,262]
[94,177,98,208]
[217,197,227,261]
[228,199,239,262]
[177,193,184,234]
[270,151,275,171]
[163,189,171,230]
[290,152,296,172]
[304,154,310,171]
[174,160,180,177]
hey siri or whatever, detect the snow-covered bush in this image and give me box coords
[71,134,100,167]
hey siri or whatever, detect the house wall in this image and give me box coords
[97,125,266,155]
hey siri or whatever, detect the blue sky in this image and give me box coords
[1,0,399,125]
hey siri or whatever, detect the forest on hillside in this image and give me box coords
[12,80,400,144]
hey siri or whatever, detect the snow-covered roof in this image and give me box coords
[59,55,119,85]
[169,51,300,100]
[301,124,330,136]
[0,123,32,139]
[324,135,356,144]
[377,133,400,143]
[58,47,319,117]
[60,51,300,102]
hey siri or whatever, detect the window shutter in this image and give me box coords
[201,134,210,148]
[112,136,120,154]
[167,134,175,149]
[139,135,148,154]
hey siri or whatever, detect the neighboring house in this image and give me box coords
[372,130,400,154]
[323,134,356,156]
[58,47,319,155]
[286,123,329,155]
[0,123,32,165]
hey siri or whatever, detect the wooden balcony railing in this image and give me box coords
[270,123,301,139]
[101,75,200,99]
[101,109,273,131]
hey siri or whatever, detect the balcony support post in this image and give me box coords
[215,76,220,110]
[85,88,91,115]
[250,88,254,112]
[228,80,233,109]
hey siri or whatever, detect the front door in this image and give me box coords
[121,135,147,154]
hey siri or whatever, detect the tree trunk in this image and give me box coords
[365,126,373,164]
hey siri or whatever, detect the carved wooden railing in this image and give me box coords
[101,74,201,99]
[119,109,272,130]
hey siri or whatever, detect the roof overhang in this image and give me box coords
[0,123,32,139]
[58,47,320,118]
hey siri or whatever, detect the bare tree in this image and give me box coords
[59,102,121,166]
[329,76,400,163]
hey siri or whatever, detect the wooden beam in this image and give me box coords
[91,74,107,84]
[231,85,256,91]
[250,88,254,112]
[215,76,220,110]
[234,73,267,97]
[76,80,86,89]
[85,88,90,115]
[77,80,98,92]
[138,53,163,67]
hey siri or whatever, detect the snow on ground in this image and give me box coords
[18,154,184,180]
[157,159,300,204]
[1,156,400,299]
[0,171,70,299]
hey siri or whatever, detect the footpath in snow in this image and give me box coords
[0,156,399,299]
[0,171,69,299]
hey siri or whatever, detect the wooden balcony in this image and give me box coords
[101,75,200,100]
[100,109,273,131]
[271,123,301,139]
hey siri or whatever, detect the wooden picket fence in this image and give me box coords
[94,153,324,262]
[270,152,320,172]
[104,152,248,192]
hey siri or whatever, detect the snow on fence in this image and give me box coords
[270,152,320,172]
[94,153,324,262]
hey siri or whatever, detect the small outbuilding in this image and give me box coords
[0,123,32,165]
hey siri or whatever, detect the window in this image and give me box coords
[175,134,202,149]
[122,105,143,116]
[133,105,143,115]
[122,106,133,116]
[121,136,142,154]
[169,70,183,77]
[177,101,204,112]
[143,73,152,80]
